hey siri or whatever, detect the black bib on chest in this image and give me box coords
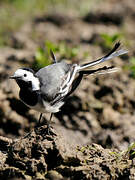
[19,89,39,106]
[17,79,39,106]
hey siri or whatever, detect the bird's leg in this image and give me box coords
[47,113,53,134]
[38,113,43,125]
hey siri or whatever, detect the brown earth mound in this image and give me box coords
[0,126,134,180]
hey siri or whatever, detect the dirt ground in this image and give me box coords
[0,0,135,179]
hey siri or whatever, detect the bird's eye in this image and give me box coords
[24,74,27,77]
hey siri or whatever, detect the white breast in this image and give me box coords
[21,99,64,113]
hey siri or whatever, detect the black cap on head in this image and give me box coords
[21,68,35,74]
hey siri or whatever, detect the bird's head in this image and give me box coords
[10,68,40,91]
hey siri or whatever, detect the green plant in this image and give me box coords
[100,33,122,49]
[33,41,57,70]
[123,57,135,79]
[33,41,81,70]
[125,142,135,156]
[34,47,51,70]
[109,142,135,162]
[129,57,135,78]
[109,151,124,161]
[56,42,79,59]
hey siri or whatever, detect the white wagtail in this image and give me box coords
[10,42,127,130]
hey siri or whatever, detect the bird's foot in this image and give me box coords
[47,123,51,135]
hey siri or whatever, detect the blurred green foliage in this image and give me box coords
[0,0,49,46]
[100,33,122,49]
[0,0,92,46]
[0,0,92,16]
[128,57,135,78]
[123,56,135,79]
[33,41,80,70]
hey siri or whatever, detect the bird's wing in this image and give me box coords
[36,62,73,102]
[50,64,79,105]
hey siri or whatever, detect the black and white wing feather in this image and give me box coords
[50,64,80,105]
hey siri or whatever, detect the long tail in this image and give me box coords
[79,42,128,71]
[80,65,119,75]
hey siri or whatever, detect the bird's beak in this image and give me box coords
[9,75,20,79]
[9,75,15,79]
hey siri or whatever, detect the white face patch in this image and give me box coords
[13,69,40,91]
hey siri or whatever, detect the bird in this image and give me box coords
[10,42,127,131]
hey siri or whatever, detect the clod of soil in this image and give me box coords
[83,12,124,26]
[34,13,74,27]
[0,126,134,180]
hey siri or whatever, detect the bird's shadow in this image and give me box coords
[7,96,92,136]
[55,95,92,136]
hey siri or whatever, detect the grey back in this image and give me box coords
[36,61,71,101]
